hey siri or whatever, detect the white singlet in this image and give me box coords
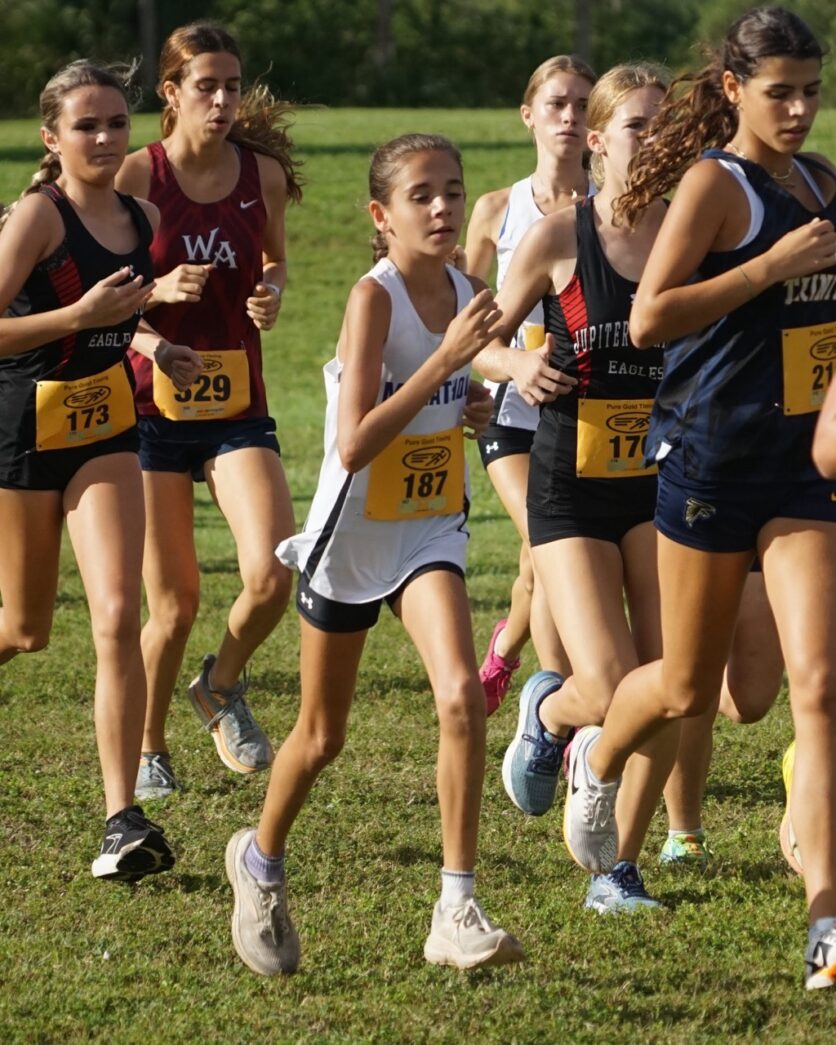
[277,257,474,603]
[485,176,545,432]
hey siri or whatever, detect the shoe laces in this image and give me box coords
[583,784,616,830]
[118,806,164,834]
[522,731,562,776]
[257,881,291,943]
[607,862,647,898]
[142,753,176,788]
[452,898,492,934]
[204,667,256,736]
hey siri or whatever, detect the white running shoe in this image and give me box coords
[423,898,525,970]
[225,828,299,976]
[563,725,620,874]
[805,924,836,990]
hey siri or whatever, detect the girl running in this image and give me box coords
[225,133,525,974]
[117,22,303,797]
[0,61,196,879]
[492,63,677,911]
[465,55,595,714]
[561,7,836,990]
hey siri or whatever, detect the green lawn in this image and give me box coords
[0,108,834,1043]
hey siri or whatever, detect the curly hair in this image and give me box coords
[615,6,824,227]
[158,21,302,203]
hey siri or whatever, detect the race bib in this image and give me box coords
[153,350,251,420]
[35,361,135,451]
[781,322,835,415]
[365,426,465,520]
[576,398,657,478]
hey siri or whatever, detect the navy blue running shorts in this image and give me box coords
[655,447,836,553]
[138,415,280,482]
[478,424,535,468]
[296,561,465,633]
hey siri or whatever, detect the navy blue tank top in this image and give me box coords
[647,149,836,482]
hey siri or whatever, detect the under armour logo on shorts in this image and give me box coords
[300,592,314,610]
[485,442,499,454]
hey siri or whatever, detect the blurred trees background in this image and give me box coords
[0,0,832,115]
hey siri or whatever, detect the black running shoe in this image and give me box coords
[91,805,176,882]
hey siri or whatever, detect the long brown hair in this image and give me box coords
[158,21,303,203]
[0,60,135,233]
[615,6,824,226]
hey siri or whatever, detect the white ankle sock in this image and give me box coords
[440,869,475,911]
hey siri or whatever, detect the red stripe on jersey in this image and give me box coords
[558,274,593,394]
[49,256,84,374]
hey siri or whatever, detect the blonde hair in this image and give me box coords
[522,54,597,107]
[0,60,135,233]
[368,134,463,262]
[586,62,670,188]
[158,21,303,203]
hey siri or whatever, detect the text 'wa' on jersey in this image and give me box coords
[277,257,474,605]
[129,141,269,419]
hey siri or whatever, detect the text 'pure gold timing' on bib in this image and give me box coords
[781,322,835,415]
[35,361,136,451]
[153,350,251,420]
[365,427,465,520]
[575,398,657,478]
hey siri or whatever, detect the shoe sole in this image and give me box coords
[779,814,803,876]
[805,962,836,989]
[188,682,271,776]
[562,727,618,875]
[226,828,270,976]
[501,672,563,816]
[92,835,176,882]
[423,932,525,969]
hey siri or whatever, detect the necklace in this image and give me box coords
[726,143,795,184]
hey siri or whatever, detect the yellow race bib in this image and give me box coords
[153,350,251,420]
[576,398,657,478]
[365,427,465,520]
[781,322,835,415]
[35,360,135,452]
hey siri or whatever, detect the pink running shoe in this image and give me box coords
[479,619,521,716]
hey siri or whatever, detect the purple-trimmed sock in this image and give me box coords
[245,837,285,884]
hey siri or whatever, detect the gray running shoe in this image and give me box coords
[424,898,525,969]
[225,828,300,976]
[502,670,566,815]
[135,752,178,801]
[584,862,662,914]
[188,654,273,774]
[563,725,620,874]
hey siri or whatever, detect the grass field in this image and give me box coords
[1,108,835,1043]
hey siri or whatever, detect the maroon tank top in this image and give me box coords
[130,141,269,417]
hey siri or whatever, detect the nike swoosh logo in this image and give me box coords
[240,199,258,210]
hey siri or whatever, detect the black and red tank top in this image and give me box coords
[130,141,269,418]
[543,197,665,424]
[0,184,153,455]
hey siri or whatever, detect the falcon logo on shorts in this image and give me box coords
[684,497,716,528]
